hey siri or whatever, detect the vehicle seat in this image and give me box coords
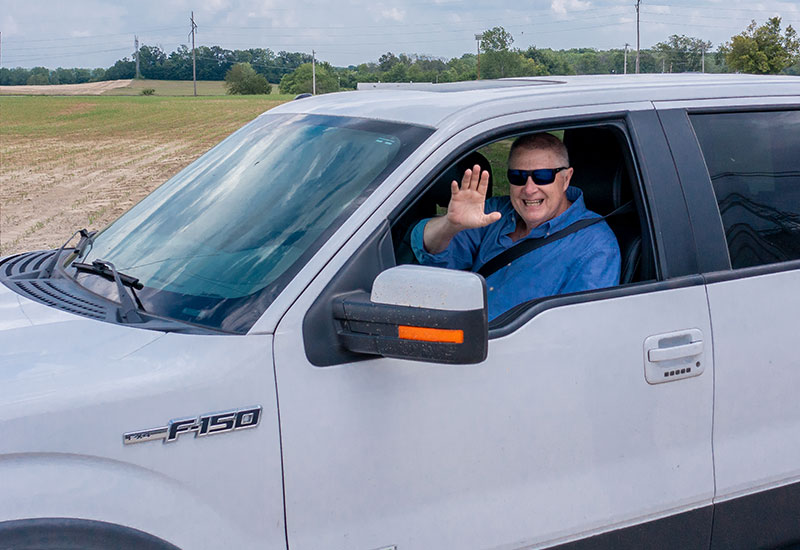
[563,128,645,284]
[393,151,494,264]
[428,151,494,209]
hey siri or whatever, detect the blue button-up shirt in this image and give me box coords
[411,187,621,320]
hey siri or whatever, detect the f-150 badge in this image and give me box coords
[123,406,262,445]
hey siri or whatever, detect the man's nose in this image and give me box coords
[524,177,539,193]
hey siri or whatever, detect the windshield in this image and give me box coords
[75,113,433,332]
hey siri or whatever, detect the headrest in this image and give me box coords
[431,151,494,207]
[563,128,628,214]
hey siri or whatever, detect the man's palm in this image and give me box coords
[446,165,502,229]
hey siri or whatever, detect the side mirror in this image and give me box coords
[334,265,488,364]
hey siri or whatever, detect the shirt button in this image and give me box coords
[489,287,494,291]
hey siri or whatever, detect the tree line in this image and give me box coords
[2,17,798,92]
[0,45,311,86]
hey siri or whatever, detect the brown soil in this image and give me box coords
[0,80,133,96]
[0,135,207,256]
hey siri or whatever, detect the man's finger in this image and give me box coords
[460,168,473,190]
[477,169,490,196]
[451,179,459,196]
[484,211,502,225]
[469,164,482,190]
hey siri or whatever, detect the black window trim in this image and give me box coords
[304,109,703,364]
[389,113,660,268]
[703,258,800,284]
[388,110,700,335]
[488,275,704,338]
[670,104,800,278]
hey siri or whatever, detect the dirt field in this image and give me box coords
[0,79,284,97]
[1,95,287,256]
[0,79,134,96]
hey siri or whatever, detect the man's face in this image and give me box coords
[508,147,573,231]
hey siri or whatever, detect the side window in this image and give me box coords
[389,124,655,324]
[690,110,800,269]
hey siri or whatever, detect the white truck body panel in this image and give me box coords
[0,285,285,549]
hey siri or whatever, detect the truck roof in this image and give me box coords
[269,73,800,128]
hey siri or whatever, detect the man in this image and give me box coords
[411,132,621,320]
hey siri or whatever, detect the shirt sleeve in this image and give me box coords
[559,225,622,294]
[410,218,483,270]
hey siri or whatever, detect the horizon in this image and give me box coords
[1,0,798,70]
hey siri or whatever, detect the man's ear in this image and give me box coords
[561,167,574,191]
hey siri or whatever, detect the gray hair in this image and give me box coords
[509,133,570,167]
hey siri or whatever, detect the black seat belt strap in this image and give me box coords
[476,200,632,279]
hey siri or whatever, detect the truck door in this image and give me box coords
[660,103,800,549]
[272,109,715,550]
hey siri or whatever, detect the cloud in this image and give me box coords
[203,0,230,13]
[367,5,406,22]
[1,15,20,36]
[648,5,671,14]
[381,7,406,21]
[550,0,592,16]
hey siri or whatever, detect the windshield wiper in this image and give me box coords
[72,259,145,323]
[40,228,97,279]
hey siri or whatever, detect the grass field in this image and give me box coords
[0,79,292,99]
[1,94,290,255]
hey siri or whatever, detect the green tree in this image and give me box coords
[137,45,168,79]
[524,48,573,75]
[448,53,477,80]
[720,17,800,74]
[26,73,49,85]
[480,26,514,52]
[105,58,135,80]
[378,52,401,72]
[26,67,50,85]
[479,26,516,78]
[224,62,271,94]
[279,62,339,94]
[478,26,541,78]
[654,35,713,72]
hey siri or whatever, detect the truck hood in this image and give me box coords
[0,282,164,407]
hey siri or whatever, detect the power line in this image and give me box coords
[3,27,184,44]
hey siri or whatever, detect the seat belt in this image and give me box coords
[477,200,633,279]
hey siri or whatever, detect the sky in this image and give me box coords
[1,0,798,70]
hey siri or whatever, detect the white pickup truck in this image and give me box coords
[2,74,800,550]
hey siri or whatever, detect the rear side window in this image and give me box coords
[690,110,800,269]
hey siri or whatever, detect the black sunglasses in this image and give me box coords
[507,167,568,186]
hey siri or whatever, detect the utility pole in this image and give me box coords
[475,33,483,80]
[701,46,705,73]
[312,49,316,95]
[635,0,641,74]
[134,36,141,79]
[190,11,198,97]
[624,43,630,74]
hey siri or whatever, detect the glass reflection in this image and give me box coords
[692,111,800,269]
[74,113,432,332]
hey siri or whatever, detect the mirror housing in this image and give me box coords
[335,265,488,364]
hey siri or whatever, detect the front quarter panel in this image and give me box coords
[0,318,285,550]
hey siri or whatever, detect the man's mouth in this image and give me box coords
[523,199,544,206]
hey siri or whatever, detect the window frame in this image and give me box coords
[659,104,800,281]
[385,110,698,336]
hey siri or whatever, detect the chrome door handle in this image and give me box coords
[648,341,704,362]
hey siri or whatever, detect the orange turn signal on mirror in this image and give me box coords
[398,325,464,344]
